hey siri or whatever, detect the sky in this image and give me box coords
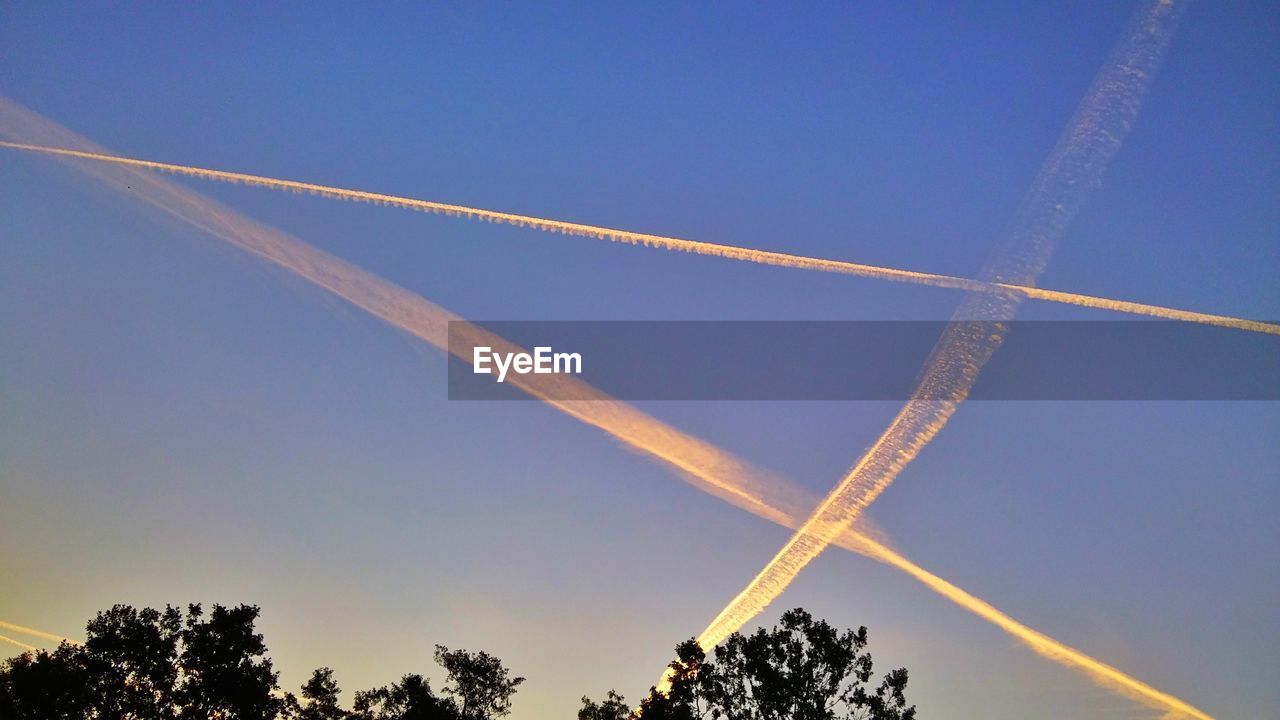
[1,2,1278,718]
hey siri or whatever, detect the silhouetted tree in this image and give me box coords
[175,603,286,719]
[353,674,457,720]
[578,689,631,720]
[296,667,348,720]
[0,603,287,720]
[2,603,910,720]
[0,642,94,720]
[0,605,532,720]
[633,639,705,720]
[83,604,182,719]
[637,609,915,720]
[432,645,524,720]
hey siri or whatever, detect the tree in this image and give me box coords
[638,609,915,720]
[0,603,529,720]
[82,604,182,719]
[2,603,909,720]
[634,639,705,720]
[0,603,284,720]
[432,645,524,720]
[352,674,457,720]
[174,603,286,719]
[578,689,630,720]
[0,642,94,720]
[297,668,348,720]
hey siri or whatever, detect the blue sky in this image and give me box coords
[1,2,1277,717]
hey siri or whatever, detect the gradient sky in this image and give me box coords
[1,2,1277,718]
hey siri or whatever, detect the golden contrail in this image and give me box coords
[690,8,1211,720]
[0,141,1271,337]
[854,542,1212,720]
[0,98,1213,718]
[0,619,74,654]
[0,634,38,652]
[0,620,70,645]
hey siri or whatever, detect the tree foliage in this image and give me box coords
[3,604,913,720]
[432,646,524,720]
[1,604,284,720]
[577,689,630,720]
[353,673,458,720]
[0,604,522,720]
[595,608,916,720]
[296,668,346,720]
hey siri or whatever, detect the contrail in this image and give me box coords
[0,142,1272,337]
[0,634,38,652]
[0,98,1213,718]
[690,3,1202,715]
[852,543,1213,720]
[0,620,74,654]
[0,620,70,645]
[0,95,846,564]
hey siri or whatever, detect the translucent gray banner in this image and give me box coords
[447,321,1279,401]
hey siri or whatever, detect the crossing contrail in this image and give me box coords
[0,97,1214,718]
[691,0,1196,699]
[0,142,1271,337]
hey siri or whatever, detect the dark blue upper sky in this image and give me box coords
[1,2,1277,717]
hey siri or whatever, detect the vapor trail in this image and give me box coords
[0,620,74,654]
[0,141,1271,337]
[853,542,1213,720]
[691,6,1203,718]
[0,95,837,567]
[0,634,38,652]
[0,97,1213,717]
[0,620,70,644]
